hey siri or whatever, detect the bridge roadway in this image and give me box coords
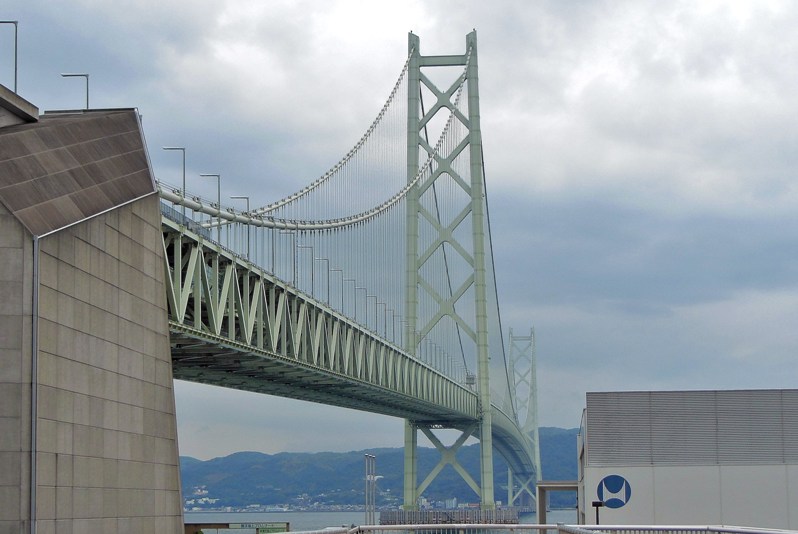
[162,213,536,478]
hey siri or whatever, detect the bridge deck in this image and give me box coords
[171,323,475,424]
[163,217,480,424]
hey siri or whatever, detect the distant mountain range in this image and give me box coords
[180,427,579,509]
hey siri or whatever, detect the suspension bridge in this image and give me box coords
[0,30,540,532]
[157,30,540,510]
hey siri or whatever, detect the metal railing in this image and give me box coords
[160,201,211,240]
[380,509,520,525]
[557,527,798,534]
[286,525,798,534]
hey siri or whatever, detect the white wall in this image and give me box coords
[582,464,796,528]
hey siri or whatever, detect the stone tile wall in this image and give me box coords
[27,194,181,533]
[0,201,33,534]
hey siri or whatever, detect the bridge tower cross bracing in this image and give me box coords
[403,30,495,509]
[507,327,542,507]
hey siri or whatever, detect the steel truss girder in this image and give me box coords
[162,218,479,422]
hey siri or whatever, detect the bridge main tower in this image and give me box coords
[403,30,495,509]
[507,328,542,507]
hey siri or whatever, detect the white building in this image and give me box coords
[577,390,798,528]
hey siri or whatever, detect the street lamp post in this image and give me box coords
[343,278,355,316]
[364,454,376,526]
[279,230,296,284]
[377,302,386,337]
[315,258,330,305]
[592,501,604,524]
[399,320,409,352]
[199,173,221,242]
[387,309,395,342]
[355,287,367,323]
[0,21,18,93]
[367,295,377,331]
[162,147,186,219]
[271,226,275,273]
[297,245,314,295]
[231,196,251,260]
[60,73,89,109]
[330,269,343,310]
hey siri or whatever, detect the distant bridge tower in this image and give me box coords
[403,30,496,509]
[507,328,542,507]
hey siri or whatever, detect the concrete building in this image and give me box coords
[577,389,798,528]
[0,84,183,533]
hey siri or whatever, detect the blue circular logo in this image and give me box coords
[597,475,631,509]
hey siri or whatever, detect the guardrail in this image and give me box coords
[286,525,798,534]
[557,527,798,534]
[380,510,520,525]
[161,201,212,239]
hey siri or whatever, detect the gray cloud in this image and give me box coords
[492,194,798,308]
[7,0,797,458]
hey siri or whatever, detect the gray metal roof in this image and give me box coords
[585,389,798,466]
[0,109,155,236]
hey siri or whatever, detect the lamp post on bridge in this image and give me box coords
[428,341,438,370]
[423,339,433,364]
[162,146,186,219]
[355,287,367,324]
[199,173,221,242]
[60,72,89,109]
[331,269,344,310]
[280,230,297,285]
[399,320,408,350]
[0,21,18,93]
[315,258,330,305]
[387,309,395,342]
[377,302,386,338]
[297,245,314,295]
[343,278,355,317]
[231,196,251,260]
[366,294,377,332]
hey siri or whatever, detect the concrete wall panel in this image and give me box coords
[652,465,721,524]
[719,465,789,528]
[582,391,798,529]
[0,201,32,532]
[788,465,798,527]
[30,194,183,533]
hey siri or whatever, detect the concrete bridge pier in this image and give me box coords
[0,86,183,533]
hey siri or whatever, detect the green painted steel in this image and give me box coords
[403,31,423,511]
[465,30,496,509]
[402,30,501,509]
[162,217,479,423]
[157,31,537,511]
[507,328,542,507]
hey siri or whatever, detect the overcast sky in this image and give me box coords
[5,0,798,460]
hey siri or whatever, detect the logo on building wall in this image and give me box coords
[597,475,631,509]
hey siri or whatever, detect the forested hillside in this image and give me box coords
[181,427,578,509]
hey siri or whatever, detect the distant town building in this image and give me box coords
[578,389,798,528]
